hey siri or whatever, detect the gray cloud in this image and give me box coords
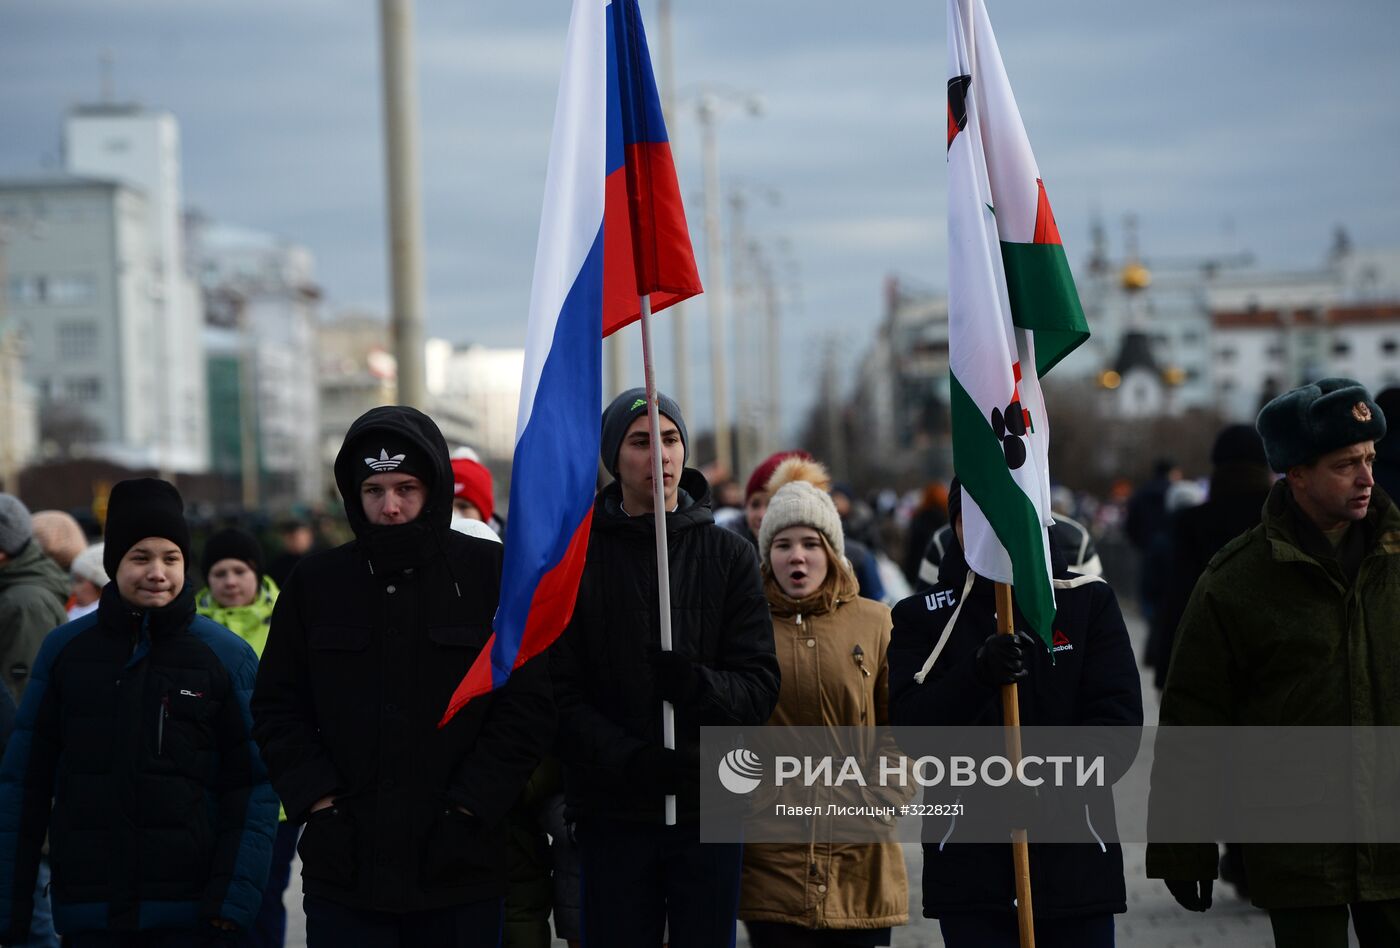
[2,0,1397,437]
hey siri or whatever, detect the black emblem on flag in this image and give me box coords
[991,401,1028,470]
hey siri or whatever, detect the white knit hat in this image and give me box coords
[71,543,109,588]
[757,458,845,566]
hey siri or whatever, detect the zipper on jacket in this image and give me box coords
[158,693,169,756]
[1084,802,1107,853]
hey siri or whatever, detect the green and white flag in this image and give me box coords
[946,0,1089,648]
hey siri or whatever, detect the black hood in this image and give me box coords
[334,405,454,541]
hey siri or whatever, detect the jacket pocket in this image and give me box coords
[309,625,372,651]
[298,805,358,889]
[428,624,492,650]
[420,806,488,889]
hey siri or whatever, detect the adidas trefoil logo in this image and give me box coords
[365,449,407,472]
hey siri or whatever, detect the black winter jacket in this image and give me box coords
[0,583,276,939]
[251,406,554,913]
[888,539,1143,921]
[550,469,779,824]
[1149,470,1272,688]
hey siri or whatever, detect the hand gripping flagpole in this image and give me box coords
[996,581,1035,948]
[639,292,679,826]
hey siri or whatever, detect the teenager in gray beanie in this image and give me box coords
[550,387,777,947]
[599,387,689,477]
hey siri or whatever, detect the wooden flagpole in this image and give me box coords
[995,581,1035,947]
[638,293,678,826]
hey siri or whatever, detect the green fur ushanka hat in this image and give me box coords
[1255,377,1387,472]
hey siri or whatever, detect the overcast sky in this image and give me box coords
[3,0,1398,437]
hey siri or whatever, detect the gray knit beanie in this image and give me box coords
[759,481,846,568]
[0,494,33,557]
[600,387,689,476]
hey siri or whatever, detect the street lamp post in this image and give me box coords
[694,90,760,477]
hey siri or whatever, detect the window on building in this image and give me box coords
[1265,344,1285,359]
[48,274,96,304]
[7,275,44,304]
[1332,340,1351,357]
[6,273,95,305]
[65,378,101,402]
[57,322,99,360]
[1383,339,1399,356]
[1216,348,1236,363]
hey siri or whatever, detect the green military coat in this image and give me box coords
[1146,481,1400,908]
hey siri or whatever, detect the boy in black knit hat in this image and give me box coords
[0,478,277,944]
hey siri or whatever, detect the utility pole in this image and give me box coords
[762,252,780,457]
[697,95,731,474]
[379,0,427,408]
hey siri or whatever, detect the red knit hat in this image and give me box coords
[745,450,813,501]
[450,458,495,522]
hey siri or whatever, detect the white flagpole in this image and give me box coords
[639,293,679,826]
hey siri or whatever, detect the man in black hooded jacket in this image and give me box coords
[251,406,553,946]
[550,388,779,948]
[888,484,1142,948]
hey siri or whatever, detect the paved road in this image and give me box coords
[283,606,1300,947]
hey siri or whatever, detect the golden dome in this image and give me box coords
[1120,261,1152,291]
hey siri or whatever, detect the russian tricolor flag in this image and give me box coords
[440,0,700,725]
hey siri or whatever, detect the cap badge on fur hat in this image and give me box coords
[365,449,408,472]
[1353,402,1372,423]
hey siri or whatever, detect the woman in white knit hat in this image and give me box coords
[739,457,908,947]
[67,543,107,621]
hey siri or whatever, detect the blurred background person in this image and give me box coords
[266,518,316,590]
[29,511,87,574]
[1376,387,1400,501]
[1148,425,1274,691]
[67,543,108,622]
[901,481,949,587]
[195,527,292,947]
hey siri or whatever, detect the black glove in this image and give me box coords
[974,630,1037,685]
[650,649,703,706]
[1164,878,1213,912]
[627,744,684,795]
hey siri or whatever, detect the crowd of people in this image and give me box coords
[0,376,1395,947]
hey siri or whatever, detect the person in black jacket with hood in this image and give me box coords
[0,478,278,945]
[251,406,553,946]
[549,388,779,948]
[888,483,1142,948]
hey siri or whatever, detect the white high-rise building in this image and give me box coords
[63,104,208,471]
[0,176,167,466]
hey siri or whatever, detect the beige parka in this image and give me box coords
[738,593,910,930]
